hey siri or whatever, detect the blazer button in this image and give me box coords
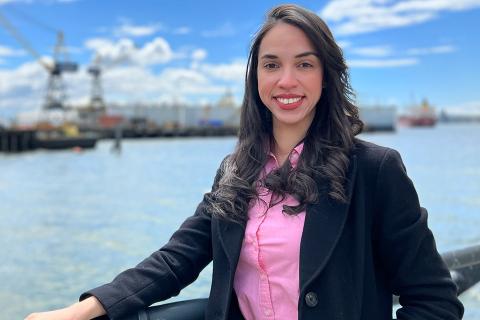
[305,292,318,307]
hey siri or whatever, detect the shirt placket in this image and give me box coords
[255,188,275,319]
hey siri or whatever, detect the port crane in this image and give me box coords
[0,7,78,110]
[86,51,130,113]
[87,54,105,111]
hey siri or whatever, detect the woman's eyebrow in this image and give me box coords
[295,51,319,58]
[259,51,319,60]
[259,54,278,60]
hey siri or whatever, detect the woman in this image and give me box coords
[26,4,463,320]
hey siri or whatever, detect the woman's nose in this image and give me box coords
[277,68,298,89]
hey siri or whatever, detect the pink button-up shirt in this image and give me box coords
[233,143,306,320]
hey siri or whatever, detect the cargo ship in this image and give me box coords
[398,99,437,127]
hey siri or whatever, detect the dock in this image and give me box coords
[0,129,36,152]
[0,126,239,153]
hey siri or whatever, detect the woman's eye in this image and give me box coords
[263,63,279,70]
[298,62,313,68]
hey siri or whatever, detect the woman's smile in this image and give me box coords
[274,94,305,110]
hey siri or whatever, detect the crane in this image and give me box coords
[0,8,78,111]
[86,52,130,112]
[87,53,106,111]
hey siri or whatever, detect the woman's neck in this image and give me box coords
[272,123,308,165]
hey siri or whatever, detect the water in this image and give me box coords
[1,124,479,319]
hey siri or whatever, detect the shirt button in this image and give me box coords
[305,291,318,307]
[264,309,272,316]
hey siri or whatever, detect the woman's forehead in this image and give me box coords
[258,23,317,58]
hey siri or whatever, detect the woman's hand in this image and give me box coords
[24,306,80,320]
[24,296,106,320]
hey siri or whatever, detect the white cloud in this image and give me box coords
[0,55,246,112]
[199,60,246,82]
[348,58,418,68]
[394,0,480,12]
[336,40,351,49]
[0,60,49,117]
[113,21,161,38]
[137,37,173,64]
[320,0,480,35]
[192,49,207,61]
[352,45,392,57]
[0,45,25,57]
[407,45,456,55]
[201,22,236,38]
[0,60,46,94]
[98,65,228,104]
[190,48,207,69]
[160,68,210,92]
[345,43,456,62]
[85,37,173,66]
[85,38,132,64]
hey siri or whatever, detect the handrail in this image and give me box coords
[119,244,480,320]
[440,244,480,295]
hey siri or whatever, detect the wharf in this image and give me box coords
[0,128,98,153]
[96,125,238,139]
[0,129,36,152]
[0,126,239,153]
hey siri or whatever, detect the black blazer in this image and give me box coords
[81,139,464,319]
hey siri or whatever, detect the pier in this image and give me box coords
[0,129,36,152]
[0,126,239,153]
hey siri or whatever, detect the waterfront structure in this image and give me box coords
[358,105,396,132]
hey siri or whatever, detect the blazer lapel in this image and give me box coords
[299,154,357,290]
[216,216,246,270]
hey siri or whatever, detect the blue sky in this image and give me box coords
[1,0,479,119]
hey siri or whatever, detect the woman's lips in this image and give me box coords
[274,96,304,110]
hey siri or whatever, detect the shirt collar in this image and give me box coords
[267,141,304,169]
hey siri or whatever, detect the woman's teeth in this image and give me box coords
[276,97,302,104]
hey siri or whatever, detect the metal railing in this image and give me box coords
[119,244,480,320]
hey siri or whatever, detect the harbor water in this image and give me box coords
[1,123,479,319]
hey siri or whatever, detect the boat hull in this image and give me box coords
[34,136,97,150]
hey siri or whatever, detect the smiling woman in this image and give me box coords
[25,4,464,320]
[257,22,323,155]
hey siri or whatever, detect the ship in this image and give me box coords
[398,99,437,127]
[33,123,98,150]
[2,112,99,152]
[358,105,396,132]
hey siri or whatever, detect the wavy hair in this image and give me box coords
[207,4,363,223]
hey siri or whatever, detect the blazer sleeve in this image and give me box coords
[374,148,464,320]
[79,159,226,320]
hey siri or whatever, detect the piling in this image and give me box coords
[0,129,36,153]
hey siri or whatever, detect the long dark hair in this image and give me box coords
[208,4,363,223]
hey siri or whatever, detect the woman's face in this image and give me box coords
[257,22,323,134]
